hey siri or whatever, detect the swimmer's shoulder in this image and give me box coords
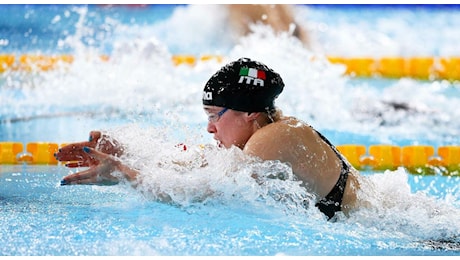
[260,116,310,133]
[244,116,309,155]
[252,116,323,151]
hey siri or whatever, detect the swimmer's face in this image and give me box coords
[204,106,253,149]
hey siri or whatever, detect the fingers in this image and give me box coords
[88,131,102,143]
[60,169,99,185]
[69,146,111,166]
[55,131,102,165]
[60,168,118,186]
[82,146,110,161]
[64,161,87,168]
[60,147,120,186]
[55,130,124,174]
[55,142,90,161]
[55,143,98,167]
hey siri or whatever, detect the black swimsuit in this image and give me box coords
[311,127,351,220]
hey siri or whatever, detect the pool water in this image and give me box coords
[1,4,460,256]
[1,165,458,256]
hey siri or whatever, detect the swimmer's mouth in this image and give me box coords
[216,140,223,148]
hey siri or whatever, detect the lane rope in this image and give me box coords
[1,54,459,81]
[0,141,459,175]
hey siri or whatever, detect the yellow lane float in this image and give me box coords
[0,142,24,164]
[1,141,459,175]
[1,54,460,81]
[334,144,459,175]
[327,56,460,81]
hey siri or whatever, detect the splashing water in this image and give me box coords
[1,4,459,255]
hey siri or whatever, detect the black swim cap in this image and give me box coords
[202,57,284,112]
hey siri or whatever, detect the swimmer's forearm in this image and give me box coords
[116,161,139,182]
[115,162,173,203]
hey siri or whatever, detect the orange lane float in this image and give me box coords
[1,54,460,81]
[19,142,59,165]
[0,142,24,164]
[0,54,15,73]
[335,144,459,175]
[1,141,459,175]
[363,144,402,171]
[327,56,460,81]
[436,57,460,82]
[171,54,224,66]
[0,142,58,165]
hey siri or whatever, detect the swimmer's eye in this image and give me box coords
[207,107,228,123]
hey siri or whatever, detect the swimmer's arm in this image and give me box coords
[60,147,177,203]
[243,124,299,182]
[243,124,292,163]
[56,131,124,168]
[60,147,138,186]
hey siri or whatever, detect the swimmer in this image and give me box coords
[226,4,310,48]
[56,58,362,220]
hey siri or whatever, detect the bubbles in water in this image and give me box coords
[348,168,460,244]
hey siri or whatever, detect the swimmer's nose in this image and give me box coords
[207,121,216,134]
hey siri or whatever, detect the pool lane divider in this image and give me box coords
[1,54,460,81]
[327,56,460,81]
[0,142,459,176]
[336,144,460,176]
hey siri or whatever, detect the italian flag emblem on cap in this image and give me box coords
[239,68,266,80]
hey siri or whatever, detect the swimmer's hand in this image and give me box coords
[55,131,124,168]
[60,147,137,186]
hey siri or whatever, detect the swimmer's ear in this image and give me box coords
[246,112,260,121]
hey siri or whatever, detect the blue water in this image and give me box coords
[1,4,460,256]
[1,166,458,256]
[0,4,179,54]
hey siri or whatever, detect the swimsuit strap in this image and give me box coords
[315,164,349,220]
[309,125,351,220]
